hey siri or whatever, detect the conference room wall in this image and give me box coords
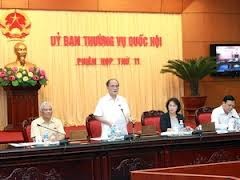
[182,0,240,111]
[1,0,239,127]
[0,11,183,130]
[0,0,188,130]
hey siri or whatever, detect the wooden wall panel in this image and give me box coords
[182,13,206,41]
[161,0,183,13]
[98,0,162,12]
[183,0,240,109]
[184,0,240,13]
[184,79,240,111]
[183,41,240,59]
[2,0,28,9]
[0,0,190,13]
[182,13,240,42]
[183,0,194,11]
[183,42,209,58]
[28,0,98,11]
[201,80,240,111]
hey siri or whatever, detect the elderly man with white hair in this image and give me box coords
[31,101,65,142]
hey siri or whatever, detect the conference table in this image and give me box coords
[1,132,240,180]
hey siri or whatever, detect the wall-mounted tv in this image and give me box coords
[210,44,240,76]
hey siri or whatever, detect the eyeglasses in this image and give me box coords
[42,108,52,112]
[109,85,119,88]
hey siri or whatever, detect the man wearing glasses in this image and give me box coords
[31,101,65,142]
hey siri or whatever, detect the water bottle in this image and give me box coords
[178,120,184,136]
[228,117,236,131]
[115,126,122,138]
[179,120,184,129]
[109,125,116,141]
[43,131,49,146]
[236,118,240,131]
[35,136,42,143]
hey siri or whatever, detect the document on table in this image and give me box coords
[9,142,37,147]
[91,137,108,141]
[9,141,60,147]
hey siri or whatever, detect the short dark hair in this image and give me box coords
[166,97,181,113]
[223,95,235,102]
[106,79,119,87]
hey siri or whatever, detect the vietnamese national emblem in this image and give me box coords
[0,10,31,39]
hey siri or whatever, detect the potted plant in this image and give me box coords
[161,56,216,118]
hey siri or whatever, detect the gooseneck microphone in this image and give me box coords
[37,124,65,135]
[118,104,135,125]
[118,104,136,140]
[118,104,128,123]
[37,124,68,145]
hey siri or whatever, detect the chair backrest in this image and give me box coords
[86,114,102,138]
[22,117,36,142]
[141,110,164,132]
[195,107,214,126]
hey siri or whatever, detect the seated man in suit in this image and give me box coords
[31,101,65,142]
[211,95,239,130]
[94,79,131,139]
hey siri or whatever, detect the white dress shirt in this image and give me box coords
[211,105,239,130]
[94,94,130,139]
[170,117,181,131]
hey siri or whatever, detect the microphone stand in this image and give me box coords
[132,121,135,134]
[118,105,136,141]
[37,124,65,135]
[37,124,68,145]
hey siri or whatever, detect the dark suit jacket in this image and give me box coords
[160,112,184,132]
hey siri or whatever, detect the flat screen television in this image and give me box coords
[210,44,240,76]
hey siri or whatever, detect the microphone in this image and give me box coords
[118,104,134,124]
[118,104,136,138]
[37,124,68,145]
[118,104,128,123]
[37,124,65,136]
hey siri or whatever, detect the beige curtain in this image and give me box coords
[0,10,183,129]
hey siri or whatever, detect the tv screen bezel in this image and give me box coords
[210,44,240,76]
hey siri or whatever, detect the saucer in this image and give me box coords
[216,130,228,134]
